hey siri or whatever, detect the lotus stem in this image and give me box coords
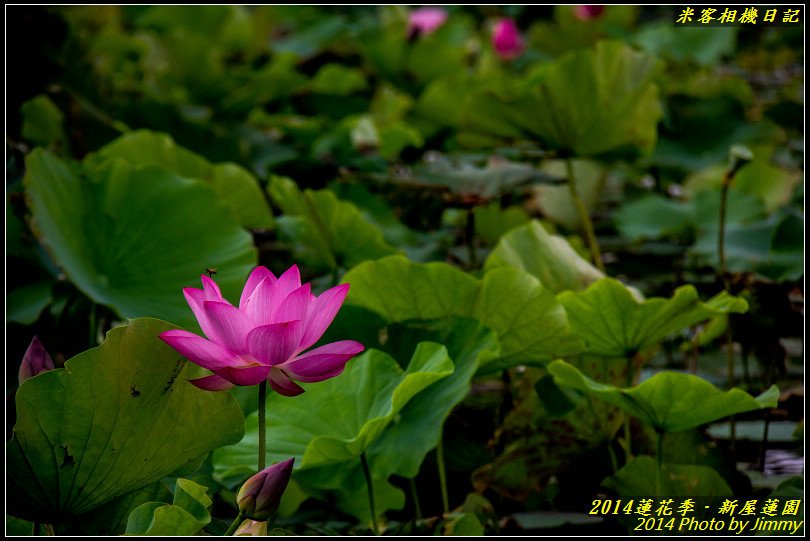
[622,356,634,461]
[408,478,423,520]
[758,411,771,473]
[717,148,752,461]
[224,512,245,536]
[565,158,604,272]
[726,330,736,459]
[258,380,267,471]
[360,452,379,535]
[437,438,449,514]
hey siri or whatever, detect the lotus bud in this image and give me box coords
[492,18,524,61]
[234,519,268,536]
[19,336,55,385]
[237,458,294,521]
[573,5,605,21]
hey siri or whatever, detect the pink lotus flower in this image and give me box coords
[573,5,605,21]
[237,458,294,521]
[159,265,364,396]
[19,336,54,385]
[492,18,524,61]
[408,7,448,38]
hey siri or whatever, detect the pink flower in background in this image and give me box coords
[492,18,524,60]
[408,7,448,37]
[573,5,605,21]
[18,336,54,385]
[237,458,294,520]
[160,265,364,396]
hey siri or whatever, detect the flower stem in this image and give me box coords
[622,356,635,461]
[717,146,752,460]
[258,380,267,471]
[566,158,604,272]
[224,512,245,536]
[726,329,737,459]
[758,410,771,473]
[408,477,423,520]
[436,438,449,514]
[360,452,379,535]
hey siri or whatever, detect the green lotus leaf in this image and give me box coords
[557,277,748,357]
[526,40,663,157]
[22,94,66,149]
[462,41,662,158]
[84,129,273,229]
[214,342,453,479]
[267,176,400,273]
[124,478,212,535]
[367,318,500,479]
[548,360,778,433]
[216,329,494,524]
[7,318,245,523]
[604,456,732,498]
[532,159,605,231]
[691,209,804,282]
[24,149,257,330]
[7,281,53,325]
[342,256,582,370]
[484,220,604,293]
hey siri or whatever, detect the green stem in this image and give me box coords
[436,438,449,514]
[360,452,379,535]
[465,208,478,269]
[622,356,635,461]
[725,329,736,458]
[408,477,423,520]
[655,432,665,496]
[607,442,619,475]
[62,85,131,134]
[758,411,771,473]
[224,512,246,536]
[43,524,54,536]
[258,380,267,471]
[566,158,604,272]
